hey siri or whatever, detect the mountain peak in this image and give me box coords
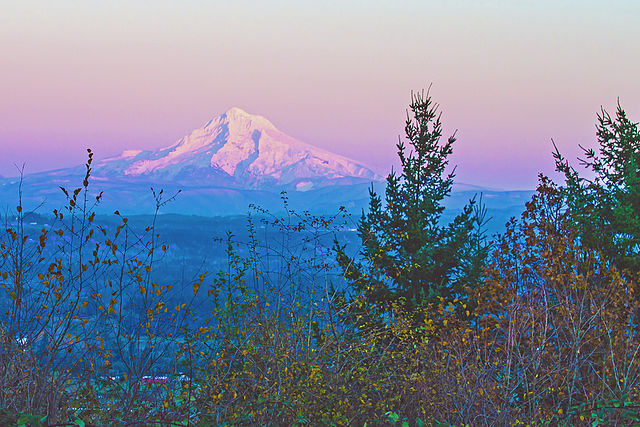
[224,106,250,116]
[209,107,277,132]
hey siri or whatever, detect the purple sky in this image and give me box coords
[1,1,639,189]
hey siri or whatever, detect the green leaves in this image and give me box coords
[554,100,640,272]
[385,411,400,422]
[336,89,489,320]
[15,414,46,427]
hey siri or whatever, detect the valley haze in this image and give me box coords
[0,107,531,230]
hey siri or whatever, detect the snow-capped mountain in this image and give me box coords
[93,107,379,191]
[0,108,532,219]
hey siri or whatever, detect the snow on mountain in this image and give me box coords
[94,107,380,190]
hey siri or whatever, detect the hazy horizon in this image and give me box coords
[2,1,639,190]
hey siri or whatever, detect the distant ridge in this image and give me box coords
[0,109,533,222]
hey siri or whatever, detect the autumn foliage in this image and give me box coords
[2,96,640,426]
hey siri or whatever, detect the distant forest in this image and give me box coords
[2,91,640,425]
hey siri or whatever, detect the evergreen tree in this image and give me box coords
[554,101,640,272]
[336,90,489,317]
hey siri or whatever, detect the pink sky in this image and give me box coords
[1,1,639,189]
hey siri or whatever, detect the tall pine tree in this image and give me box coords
[336,90,489,318]
[554,101,640,273]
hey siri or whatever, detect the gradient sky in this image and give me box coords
[1,1,639,189]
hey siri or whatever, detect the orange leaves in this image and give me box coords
[105,298,118,315]
[38,231,47,249]
[193,273,206,296]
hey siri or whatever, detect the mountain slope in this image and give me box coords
[0,108,533,222]
[93,107,379,190]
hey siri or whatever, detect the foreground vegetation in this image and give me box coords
[1,92,640,425]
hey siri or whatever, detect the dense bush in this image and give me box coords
[1,97,639,425]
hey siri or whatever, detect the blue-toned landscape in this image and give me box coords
[1,1,639,425]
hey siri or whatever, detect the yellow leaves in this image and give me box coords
[16,205,22,213]
[154,301,165,313]
[309,366,321,381]
[139,285,146,295]
[193,273,206,296]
